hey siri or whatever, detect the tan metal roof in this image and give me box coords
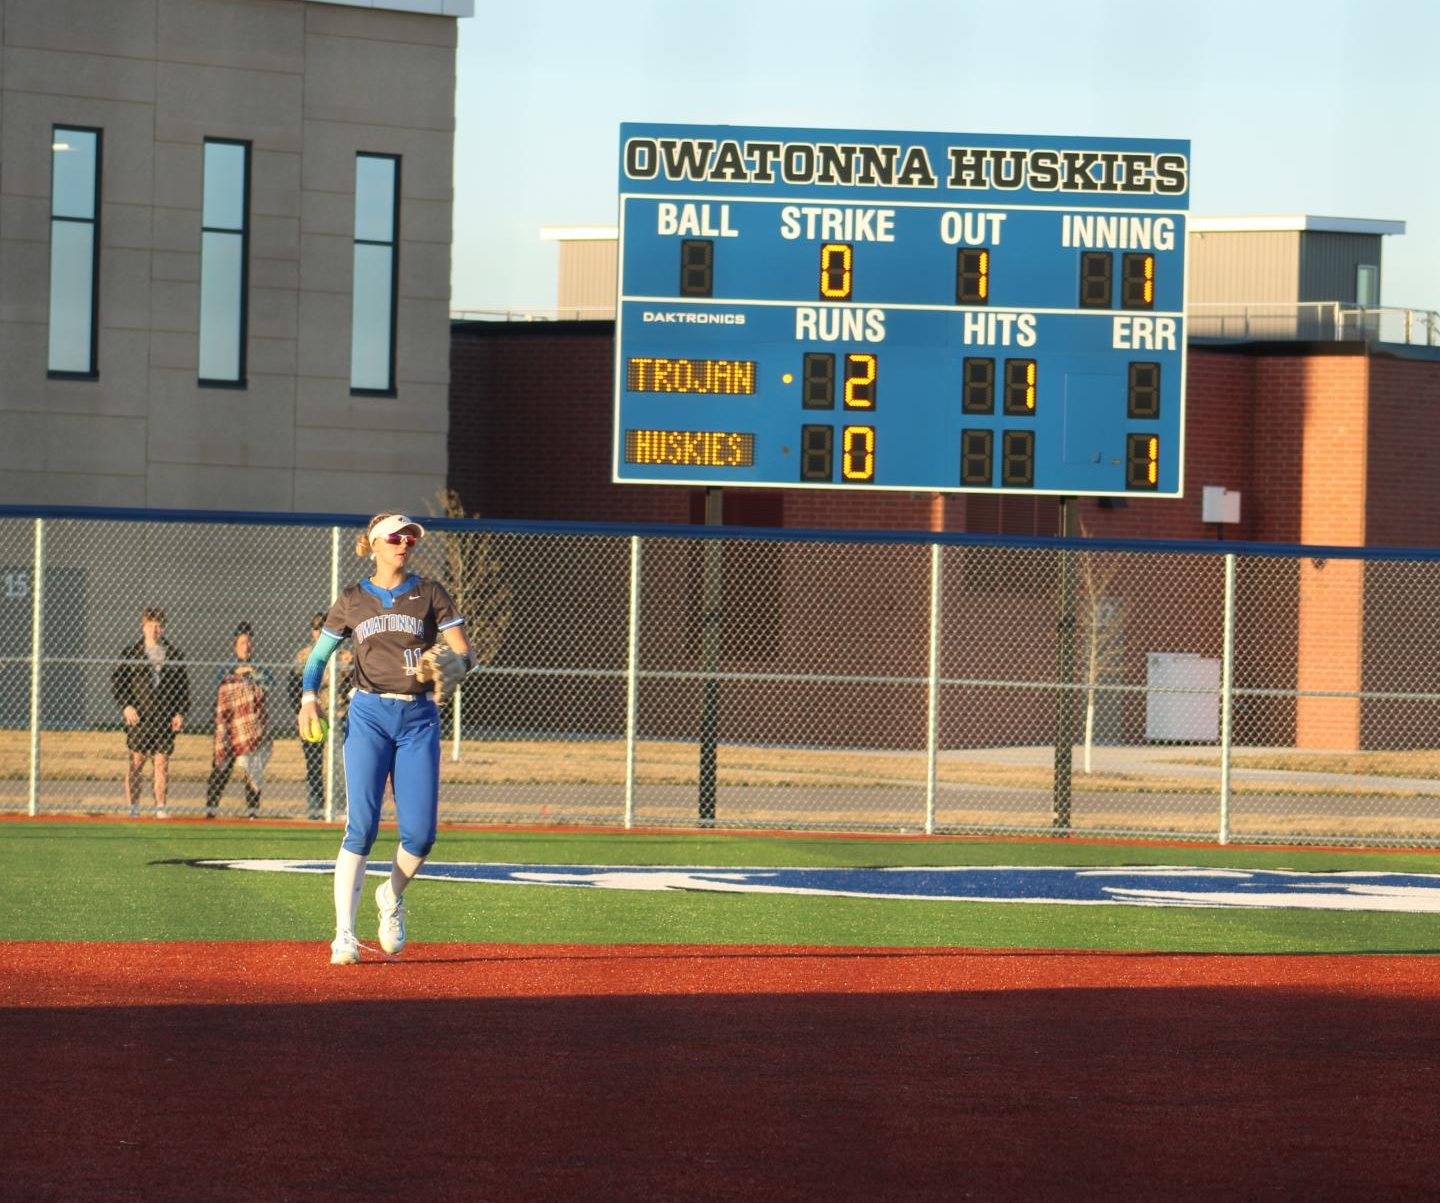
[1190,215,1405,236]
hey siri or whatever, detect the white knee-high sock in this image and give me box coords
[334,849,367,934]
[389,847,426,898]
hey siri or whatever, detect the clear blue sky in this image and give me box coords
[452,0,1438,314]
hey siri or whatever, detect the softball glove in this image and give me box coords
[418,644,469,704]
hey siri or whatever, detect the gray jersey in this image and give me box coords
[322,575,462,695]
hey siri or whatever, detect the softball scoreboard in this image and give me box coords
[613,123,1190,497]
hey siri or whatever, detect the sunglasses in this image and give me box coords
[380,533,418,546]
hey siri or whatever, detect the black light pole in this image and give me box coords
[1053,497,1076,834]
[697,487,723,824]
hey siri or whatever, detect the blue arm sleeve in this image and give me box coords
[301,632,343,696]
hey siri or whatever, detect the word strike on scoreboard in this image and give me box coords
[613,123,1189,498]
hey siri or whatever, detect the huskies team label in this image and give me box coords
[183,861,1440,913]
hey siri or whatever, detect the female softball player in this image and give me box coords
[297,513,473,965]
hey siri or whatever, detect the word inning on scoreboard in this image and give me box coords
[614,123,1190,497]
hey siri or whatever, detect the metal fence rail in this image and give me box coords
[4,506,1440,846]
[1188,300,1440,345]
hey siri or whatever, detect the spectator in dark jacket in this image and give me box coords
[111,606,190,819]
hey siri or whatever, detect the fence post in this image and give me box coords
[27,518,44,817]
[325,525,340,822]
[697,491,723,824]
[924,544,942,835]
[1052,499,1077,834]
[1218,552,1237,844]
[624,535,642,829]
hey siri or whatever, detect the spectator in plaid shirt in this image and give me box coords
[206,622,273,819]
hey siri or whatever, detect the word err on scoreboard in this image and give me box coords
[615,123,1188,497]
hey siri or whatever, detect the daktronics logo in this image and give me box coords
[641,311,746,324]
[181,862,1440,913]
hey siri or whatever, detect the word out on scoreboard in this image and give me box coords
[614,123,1189,496]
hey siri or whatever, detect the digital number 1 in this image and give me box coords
[956,247,990,304]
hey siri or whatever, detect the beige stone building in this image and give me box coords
[1,0,472,512]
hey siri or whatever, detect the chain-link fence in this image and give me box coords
[4,507,1440,846]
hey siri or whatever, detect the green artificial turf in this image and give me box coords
[2,819,1438,953]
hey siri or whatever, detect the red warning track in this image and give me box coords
[8,943,1440,1201]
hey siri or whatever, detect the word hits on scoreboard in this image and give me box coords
[614,123,1189,497]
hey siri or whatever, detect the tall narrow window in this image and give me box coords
[199,139,250,385]
[351,153,400,394]
[48,127,101,377]
[1356,264,1378,307]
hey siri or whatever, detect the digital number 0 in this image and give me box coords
[841,425,875,482]
[819,242,853,299]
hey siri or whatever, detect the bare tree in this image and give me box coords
[427,489,514,753]
[1075,514,1127,773]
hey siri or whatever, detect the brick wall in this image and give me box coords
[448,321,690,524]
[450,324,1258,537]
[1366,355,1440,545]
[449,323,1440,750]
[450,327,1440,551]
[1361,354,1440,746]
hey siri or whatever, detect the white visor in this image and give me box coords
[368,514,426,542]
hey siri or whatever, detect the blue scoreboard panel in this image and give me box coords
[614,123,1190,497]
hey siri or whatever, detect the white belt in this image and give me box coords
[354,688,422,703]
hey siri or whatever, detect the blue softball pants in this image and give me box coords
[341,690,440,857]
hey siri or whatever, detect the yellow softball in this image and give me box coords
[301,715,328,744]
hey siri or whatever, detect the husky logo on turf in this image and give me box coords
[182,861,1440,914]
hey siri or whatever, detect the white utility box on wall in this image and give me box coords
[1145,652,1221,742]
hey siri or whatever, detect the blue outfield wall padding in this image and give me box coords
[2,501,1440,562]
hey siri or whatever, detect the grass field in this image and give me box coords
[4,818,1438,953]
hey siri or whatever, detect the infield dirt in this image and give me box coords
[7,941,1439,1201]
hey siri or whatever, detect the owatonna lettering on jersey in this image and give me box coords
[321,576,463,695]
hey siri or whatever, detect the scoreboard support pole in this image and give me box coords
[1053,497,1076,834]
[697,487,723,825]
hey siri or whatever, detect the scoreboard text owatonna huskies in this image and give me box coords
[614,123,1190,496]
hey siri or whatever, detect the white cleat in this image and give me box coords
[330,931,360,966]
[376,880,407,956]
